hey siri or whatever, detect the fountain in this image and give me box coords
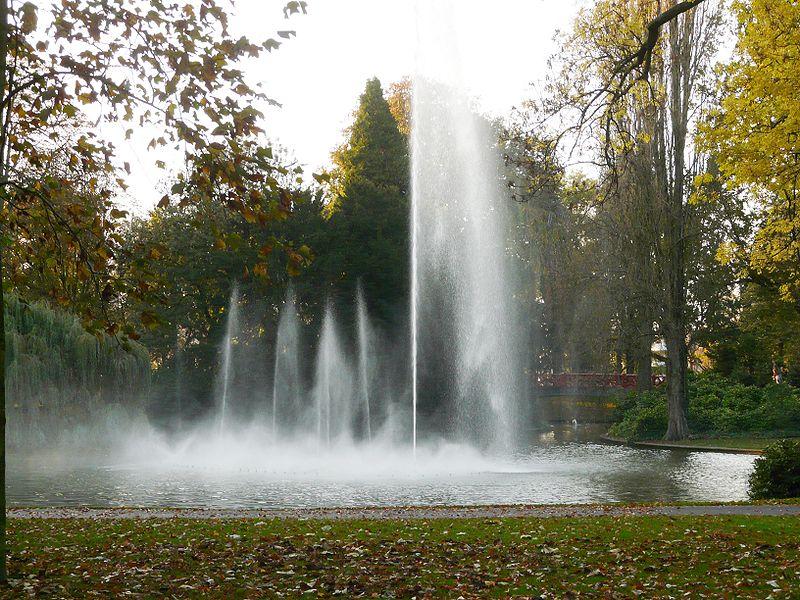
[217,284,240,436]
[211,0,524,453]
[272,287,303,438]
[410,1,525,450]
[356,283,374,442]
[312,303,355,446]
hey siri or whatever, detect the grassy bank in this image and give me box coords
[5,514,800,598]
[605,435,791,452]
[665,437,785,450]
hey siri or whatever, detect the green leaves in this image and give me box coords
[20,2,37,34]
[140,310,160,330]
[283,1,308,18]
[262,40,281,55]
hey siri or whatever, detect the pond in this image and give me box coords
[7,427,756,509]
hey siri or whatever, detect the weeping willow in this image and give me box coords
[4,295,151,449]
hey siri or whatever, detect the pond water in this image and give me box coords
[7,427,756,508]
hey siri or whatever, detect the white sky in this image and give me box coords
[114,0,589,214]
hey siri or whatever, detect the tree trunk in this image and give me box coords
[636,331,653,392]
[0,249,5,583]
[660,11,692,442]
[0,0,8,583]
[624,352,634,375]
[664,326,689,440]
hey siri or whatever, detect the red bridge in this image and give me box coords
[535,372,666,391]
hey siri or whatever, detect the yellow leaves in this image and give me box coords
[286,245,314,277]
[252,261,268,279]
[76,263,91,282]
[693,173,715,188]
[715,242,738,266]
[700,0,800,198]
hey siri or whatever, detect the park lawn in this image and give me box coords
[633,435,800,451]
[661,437,790,450]
[4,515,800,598]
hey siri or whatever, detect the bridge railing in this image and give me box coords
[534,372,666,390]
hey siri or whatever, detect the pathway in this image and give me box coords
[9,503,800,521]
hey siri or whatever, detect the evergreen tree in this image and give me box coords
[324,78,410,325]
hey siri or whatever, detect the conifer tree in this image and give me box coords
[325,78,410,325]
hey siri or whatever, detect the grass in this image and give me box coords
[669,437,780,450]
[4,515,800,598]
[628,435,800,451]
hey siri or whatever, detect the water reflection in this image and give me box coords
[7,427,755,509]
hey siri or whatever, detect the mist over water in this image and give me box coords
[7,279,757,507]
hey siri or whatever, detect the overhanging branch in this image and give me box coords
[615,0,707,82]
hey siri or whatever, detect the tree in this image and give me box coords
[123,166,316,422]
[544,0,723,439]
[325,78,410,325]
[0,0,307,581]
[387,77,411,137]
[700,0,800,306]
[5,294,150,449]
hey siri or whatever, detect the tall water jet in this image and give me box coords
[218,284,240,436]
[312,304,354,446]
[356,284,373,442]
[272,287,302,438]
[174,337,185,432]
[410,2,525,449]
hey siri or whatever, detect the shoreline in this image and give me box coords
[600,434,766,454]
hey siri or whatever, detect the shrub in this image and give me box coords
[610,374,800,440]
[749,439,800,500]
[608,390,667,440]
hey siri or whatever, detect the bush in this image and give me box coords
[609,373,800,440]
[609,390,667,440]
[749,439,800,500]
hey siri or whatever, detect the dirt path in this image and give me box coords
[9,503,800,521]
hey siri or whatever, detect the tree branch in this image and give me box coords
[615,0,707,82]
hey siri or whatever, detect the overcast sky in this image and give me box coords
[113,0,589,214]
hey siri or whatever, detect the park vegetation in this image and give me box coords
[4,514,800,597]
[2,0,800,583]
[749,439,800,500]
[609,374,800,442]
[506,0,800,441]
